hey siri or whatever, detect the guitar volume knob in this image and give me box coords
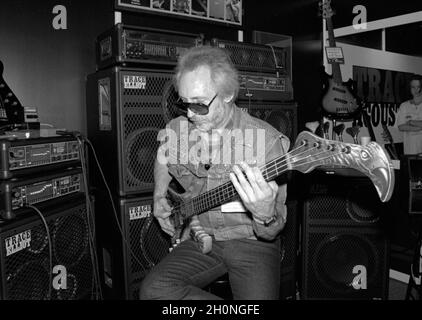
[341,146,351,154]
[327,144,336,151]
[313,142,321,149]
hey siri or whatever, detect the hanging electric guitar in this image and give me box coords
[320,0,361,121]
[381,123,399,160]
[0,60,24,126]
[168,131,395,252]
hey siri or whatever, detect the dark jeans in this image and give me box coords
[139,237,281,300]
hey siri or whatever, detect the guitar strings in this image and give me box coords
[179,145,337,215]
[189,142,314,213]
[172,142,346,218]
[193,148,342,215]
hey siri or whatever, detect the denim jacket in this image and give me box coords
[164,106,290,241]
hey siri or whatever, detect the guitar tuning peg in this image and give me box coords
[323,121,330,140]
[333,123,345,142]
[305,121,319,134]
[346,126,360,144]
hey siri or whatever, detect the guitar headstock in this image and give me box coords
[290,131,395,202]
[319,0,335,19]
[381,123,393,143]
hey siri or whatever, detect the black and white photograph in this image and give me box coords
[0,0,422,316]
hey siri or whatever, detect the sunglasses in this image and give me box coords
[175,94,218,116]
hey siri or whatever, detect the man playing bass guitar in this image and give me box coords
[139,45,290,300]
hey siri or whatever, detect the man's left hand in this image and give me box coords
[229,162,278,221]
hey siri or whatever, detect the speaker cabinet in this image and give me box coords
[407,156,422,215]
[237,101,298,143]
[94,191,171,300]
[0,196,95,300]
[301,172,390,300]
[86,67,179,196]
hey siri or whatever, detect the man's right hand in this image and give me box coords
[154,196,175,236]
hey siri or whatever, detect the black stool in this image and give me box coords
[205,274,233,300]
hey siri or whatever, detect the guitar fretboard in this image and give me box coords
[326,18,343,84]
[183,155,289,219]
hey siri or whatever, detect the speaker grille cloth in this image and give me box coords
[219,42,286,73]
[2,202,93,300]
[305,185,381,225]
[120,72,173,193]
[237,102,297,143]
[304,230,386,299]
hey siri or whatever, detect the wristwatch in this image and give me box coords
[254,215,278,227]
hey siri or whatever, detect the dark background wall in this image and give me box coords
[0,0,324,134]
[0,0,114,133]
[2,0,420,133]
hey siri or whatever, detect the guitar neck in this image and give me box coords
[181,156,289,219]
[172,131,395,222]
[362,110,376,142]
[326,17,343,83]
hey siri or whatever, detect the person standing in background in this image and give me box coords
[397,74,422,155]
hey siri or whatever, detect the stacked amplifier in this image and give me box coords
[0,133,95,300]
[210,35,299,300]
[210,37,297,143]
[87,23,202,299]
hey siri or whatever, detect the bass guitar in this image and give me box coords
[0,60,24,125]
[381,123,399,160]
[168,131,395,252]
[320,0,361,120]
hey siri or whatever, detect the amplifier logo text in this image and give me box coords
[5,230,31,257]
[124,76,147,90]
[129,205,152,221]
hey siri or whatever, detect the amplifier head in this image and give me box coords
[96,24,202,70]
[211,38,287,74]
[0,136,81,180]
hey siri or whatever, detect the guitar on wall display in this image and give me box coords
[168,131,395,253]
[320,0,361,121]
[381,123,399,160]
[0,60,24,125]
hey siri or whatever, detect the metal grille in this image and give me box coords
[238,102,297,143]
[305,184,381,225]
[125,127,162,189]
[1,201,94,300]
[120,71,173,194]
[211,39,287,74]
[121,197,170,299]
[129,216,170,276]
[303,229,387,300]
